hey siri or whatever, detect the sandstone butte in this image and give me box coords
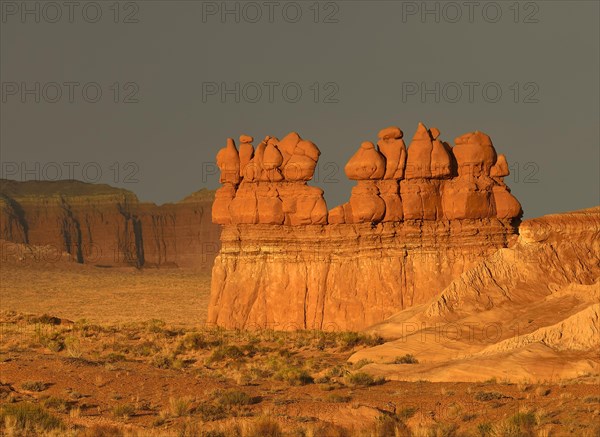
[0,179,220,270]
[209,124,524,330]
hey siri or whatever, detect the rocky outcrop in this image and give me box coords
[212,133,328,226]
[209,219,517,330]
[208,124,523,330]
[0,179,219,269]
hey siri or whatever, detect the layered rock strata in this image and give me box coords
[0,179,219,269]
[208,124,523,330]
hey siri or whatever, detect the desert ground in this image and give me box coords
[1,260,599,437]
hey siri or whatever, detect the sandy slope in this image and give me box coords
[349,207,600,382]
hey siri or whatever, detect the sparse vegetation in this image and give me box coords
[169,396,191,417]
[112,403,136,418]
[217,390,258,407]
[20,381,48,392]
[491,411,538,437]
[277,368,314,386]
[393,354,419,364]
[475,391,506,401]
[397,406,418,420]
[371,414,411,437]
[247,416,283,437]
[104,352,126,362]
[41,396,70,413]
[207,345,244,363]
[327,393,352,403]
[195,403,227,421]
[0,311,596,436]
[337,332,385,349]
[346,371,385,387]
[0,402,64,433]
[477,422,493,437]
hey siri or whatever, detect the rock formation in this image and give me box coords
[0,179,219,269]
[349,207,600,382]
[208,124,524,330]
[212,132,328,226]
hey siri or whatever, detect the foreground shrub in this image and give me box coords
[169,396,191,417]
[277,368,314,386]
[20,381,48,392]
[41,396,69,413]
[179,332,207,351]
[195,403,227,421]
[393,354,419,364]
[82,424,125,437]
[368,414,411,437]
[477,422,493,437]
[208,345,244,363]
[485,411,537,437]
[0,402,64,433]
[217,390,258,407]
[474,391,505,401]
[346,372,385,387]
[338,332,384,349]
[104,352,126,363]
[113,403,135,418]
[327,393,352,403]
[246,416,283,437]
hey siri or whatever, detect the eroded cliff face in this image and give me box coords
[208,219,517,330]
[208,124,524,330]
[0,180,219,269]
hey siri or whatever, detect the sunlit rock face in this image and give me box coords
[208,124,523,330]
[0,179,219,270]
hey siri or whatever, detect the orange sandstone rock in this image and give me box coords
[263,140,284,182]
[404,123,454,180]
[278,131,301,167]
[345,142,386,180]
[348,181,386,223]
[490,154,510,178]
[493,184,522,219]
[377,126,407,180]
[400,179,442,220]
[327,205,346,224]
[216,138,240,184]
[257,183,284,224]
[209,124,528,331]
[229,182,258,224]
[430,138,453,178]
[377,180,403,221]
[238,135,254,178]
[214,125,521,226]
[296,139,320,162]
[284,151,318,181]
[405,123,434,179]
[212,184,235,225]
[442,177,495,220]
[279,184,327,225]
[453,131,497,177]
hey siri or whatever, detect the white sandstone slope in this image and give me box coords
[349,207,600,382]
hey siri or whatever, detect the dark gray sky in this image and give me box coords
[1,0,598,218]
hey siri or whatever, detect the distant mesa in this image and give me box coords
[212,122,522,226]
[0,179,219,269]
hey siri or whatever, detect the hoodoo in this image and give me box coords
[208,123,522,330]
